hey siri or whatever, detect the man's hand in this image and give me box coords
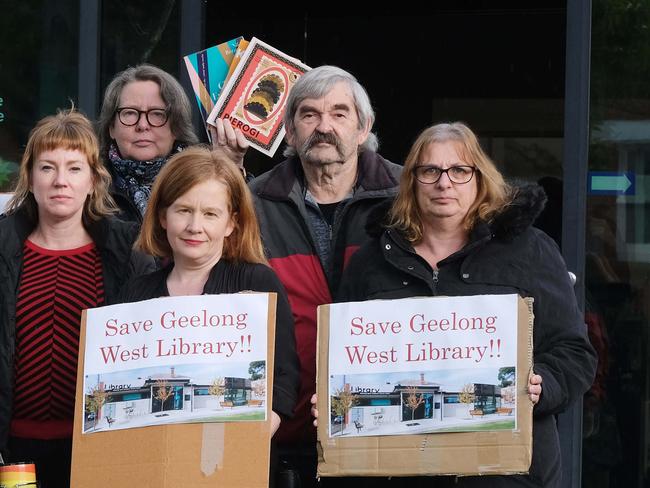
[209,118,249,169]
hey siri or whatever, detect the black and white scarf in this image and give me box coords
[108,141,185,215]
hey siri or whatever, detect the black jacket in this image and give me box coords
[0,209,155,452]
[120,259,300,419]
[338,186,597,488]
[110,188,142,224]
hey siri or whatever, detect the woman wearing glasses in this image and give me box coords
[97,64,199,222]
[335,122,596,487]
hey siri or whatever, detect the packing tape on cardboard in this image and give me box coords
[475,432,502,471]
[201,423,225,476]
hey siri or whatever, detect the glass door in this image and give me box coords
[583,3,650,486]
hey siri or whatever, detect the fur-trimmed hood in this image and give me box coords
[365,183,547,241]
[489,183,547,240]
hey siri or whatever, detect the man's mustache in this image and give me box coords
[302,131,343,154]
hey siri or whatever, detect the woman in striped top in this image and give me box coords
[0,109,155,488]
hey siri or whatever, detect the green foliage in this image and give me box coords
[591,0,650,118]
[248,360,266,380]
[589,0,650,170]
[0,158,18,189]
[498,367,516,387]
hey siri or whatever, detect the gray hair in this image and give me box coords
[283,65,378,157]
[97,63,198,159]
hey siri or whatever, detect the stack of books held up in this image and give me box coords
[184,37,310,157]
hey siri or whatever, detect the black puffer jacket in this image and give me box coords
[338,186,597,488]
[0,208,156,453]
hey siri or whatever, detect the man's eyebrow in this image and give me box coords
[297,103,352,113]
[297,103,319,113]
[331,104,351,112]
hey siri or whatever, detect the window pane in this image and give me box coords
[0,0,79,192]
[204,8,565,178]
[584,1,650,486]
[100,0,181,112]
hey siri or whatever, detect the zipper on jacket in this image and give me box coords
[432,268,439,294]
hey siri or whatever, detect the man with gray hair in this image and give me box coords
[248,65,402,486]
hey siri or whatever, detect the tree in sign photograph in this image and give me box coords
[404,386,425,421]
[331,385,358,429]
[154,379,173,412]
[86,384,108,429]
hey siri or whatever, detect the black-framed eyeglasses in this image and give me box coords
[115,107,169,127]
[413,165,477,184]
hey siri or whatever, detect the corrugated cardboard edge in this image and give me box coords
[316,295,534,477]
[71,293,277,488]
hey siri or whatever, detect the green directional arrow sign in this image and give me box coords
[591,175,631,191]
[588,172,635,195]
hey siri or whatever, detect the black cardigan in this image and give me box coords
[120,259,300,418]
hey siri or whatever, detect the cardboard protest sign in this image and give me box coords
[0,192,12,212]
[207,37,310,157]
[71,293,276,488]
[317,294,534,477]
[183,37,243,136]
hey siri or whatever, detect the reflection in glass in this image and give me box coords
[584,2,650,486]
[0,0,79,192]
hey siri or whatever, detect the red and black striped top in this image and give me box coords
[11,239,104,440]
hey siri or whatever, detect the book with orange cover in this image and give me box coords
[207,38,310,157]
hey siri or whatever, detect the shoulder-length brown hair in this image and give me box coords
[389,122,512,242]
[136,146,267,264]
[7,108,117,222]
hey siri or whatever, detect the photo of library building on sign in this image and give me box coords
[84,364,267,433]
[329,368,516,438]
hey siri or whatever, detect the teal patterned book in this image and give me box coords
[183,37,243,134]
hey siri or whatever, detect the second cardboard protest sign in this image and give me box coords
[317,294,534,477]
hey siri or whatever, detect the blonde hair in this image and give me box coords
[7,108,117,222]
[136,146,267,264]
[389,122,512,242]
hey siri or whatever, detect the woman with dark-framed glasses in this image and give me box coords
[334,122,596,487]
[97,64,198,222]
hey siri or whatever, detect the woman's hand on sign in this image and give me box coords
[311,393,318,427]
[528,374,543,405]
[271,411,281,436]
[209,118,249,170]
